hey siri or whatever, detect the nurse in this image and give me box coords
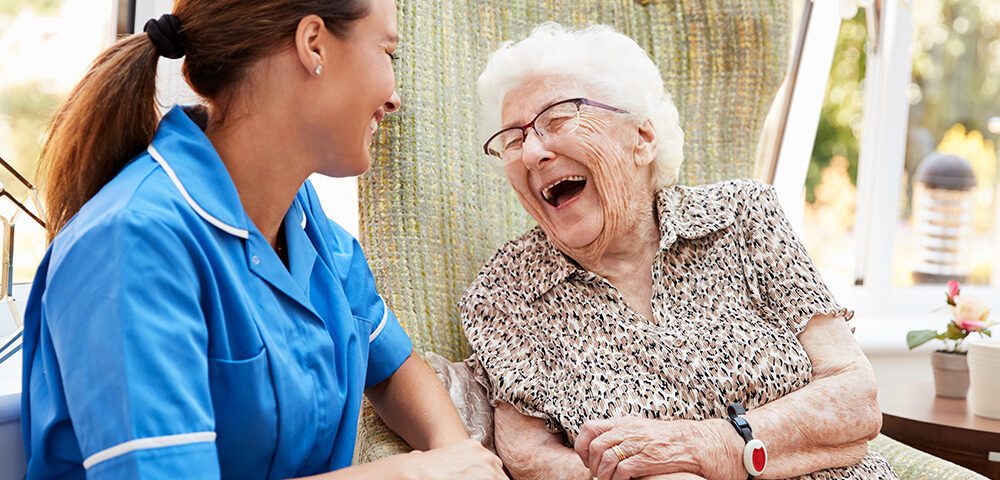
[20,0,505,479]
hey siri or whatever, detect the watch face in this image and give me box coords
[743,438,767,476]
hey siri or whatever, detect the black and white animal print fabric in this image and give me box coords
[462,180,896,479]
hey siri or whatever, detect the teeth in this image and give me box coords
[541,175,587,201]
[369,118,379,134]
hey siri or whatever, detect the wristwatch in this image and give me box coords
[726,403,767,479]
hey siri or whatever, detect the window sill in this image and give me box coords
[835,284,999,356]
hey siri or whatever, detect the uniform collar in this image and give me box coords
[479,185,739,311]
[147,105,250,238]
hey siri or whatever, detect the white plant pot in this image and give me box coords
[967,338,1000,419]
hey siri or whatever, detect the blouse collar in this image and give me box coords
[474,183,740,312]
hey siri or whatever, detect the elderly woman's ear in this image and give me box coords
[633,119,658,167]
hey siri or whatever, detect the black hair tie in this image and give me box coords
[144,14,186,59]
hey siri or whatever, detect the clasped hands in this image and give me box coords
[573,416,742,480]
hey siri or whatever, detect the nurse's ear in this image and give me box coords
[294,15,327,77]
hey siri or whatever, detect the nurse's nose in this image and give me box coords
[520,129,554,171]
[384,91,402,114]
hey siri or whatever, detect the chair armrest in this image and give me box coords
[354,397,413,464]
[869,434,987,479]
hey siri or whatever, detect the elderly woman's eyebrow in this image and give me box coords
[500,96,568,129]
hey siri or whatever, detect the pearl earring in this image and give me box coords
[314,64,323,76]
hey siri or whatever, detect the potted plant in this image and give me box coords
[906,280,995,398]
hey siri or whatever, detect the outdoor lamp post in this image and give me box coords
[911,152,977,284]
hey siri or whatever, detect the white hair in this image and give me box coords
[477,23,685,188]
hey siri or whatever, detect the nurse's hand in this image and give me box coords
[409,439,506,480]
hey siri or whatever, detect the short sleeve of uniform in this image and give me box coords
[739,183,854,335]
[327,224,413,389]
[40,211,219,478]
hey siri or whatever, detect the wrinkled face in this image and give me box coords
[315,0,401,177]
[500,76,656,256]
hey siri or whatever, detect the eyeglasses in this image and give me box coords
[482,97,628,162]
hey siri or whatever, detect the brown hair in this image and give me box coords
[38,0,370,240]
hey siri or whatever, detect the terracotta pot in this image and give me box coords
[931,351,969,399]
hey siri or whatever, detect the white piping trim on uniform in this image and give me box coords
[83,431,217,470]
[147,145,249,239]
[369,300,389,343]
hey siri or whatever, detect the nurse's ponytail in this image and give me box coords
[38,32,160,241]
[38,0,371,241]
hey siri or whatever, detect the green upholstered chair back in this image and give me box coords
[360,0,792,363]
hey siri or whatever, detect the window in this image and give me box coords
[787,0,1000,351]
[0,0,120,287]
[801,14,867,290]
[891,0,1000,288]
[0,0,123,390]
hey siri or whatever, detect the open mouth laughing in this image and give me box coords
[540,175,587,208]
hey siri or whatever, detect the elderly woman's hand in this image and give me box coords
[573,416,740,480]
[640,474,707,480]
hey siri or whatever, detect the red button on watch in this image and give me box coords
[743,438,767,476]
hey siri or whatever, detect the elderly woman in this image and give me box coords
[461,24,896,480]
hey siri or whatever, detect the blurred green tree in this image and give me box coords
[807,14,866,204]
[0,82,59,191]
[0,0,60,16]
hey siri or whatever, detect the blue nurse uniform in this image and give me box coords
[20,106,413,479]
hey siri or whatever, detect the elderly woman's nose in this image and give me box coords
[521,131,554,170]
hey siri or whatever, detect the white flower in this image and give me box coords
[953,295,990,332]
[839,0,874,20]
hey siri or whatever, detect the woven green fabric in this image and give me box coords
[869,435,985,479]
[355,0,791,464]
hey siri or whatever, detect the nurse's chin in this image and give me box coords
[318,153,371,178]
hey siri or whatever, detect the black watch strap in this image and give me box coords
[727,403,754,443]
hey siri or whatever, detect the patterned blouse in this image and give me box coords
[461,180,896,479]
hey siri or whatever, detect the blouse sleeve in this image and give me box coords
[461,294,564,435]
[739,183,853,335]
